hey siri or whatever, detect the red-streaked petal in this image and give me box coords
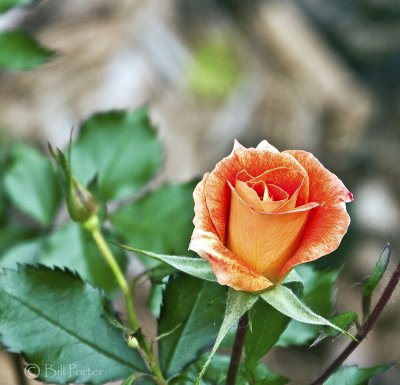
[234,180,288,213]
[190,171,273,291]
[205,143,309,241]
[190,229,273,291]
[278,150,353,278]
[265,184,288,201]
[192,173,217,234]
[279,203,350,278]
[250,167,304,198]
[285,150,353,204]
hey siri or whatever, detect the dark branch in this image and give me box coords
[310,258,400,385]
[226,313,249,385]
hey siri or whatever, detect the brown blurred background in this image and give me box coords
[0,0,399,384]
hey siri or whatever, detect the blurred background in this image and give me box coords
[0,0,399,384]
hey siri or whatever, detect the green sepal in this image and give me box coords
[119,245,216,282]
[278,266,341,347]
[261,284,356,341]
[49,144,99,223]
[311,311,358,347]
[195,289,257,385]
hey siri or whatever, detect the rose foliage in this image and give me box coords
[0,107,395,385]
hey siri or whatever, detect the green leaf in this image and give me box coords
[0,237,43,268]
[3,143,61,226]
[120,245,216,282]
[363,244,391,297]
[201,355,230,384]
[261,285,355,341]
[204,356,288,385]
[0,0,37,14]
[158,274,227,378]
[112,181,197,257]
[148,284,164,317]
[40,222,126,295]
[278,266,340,347]
[311,311,357,347]
[0,266,146,384]
[0,30,54,70]
[196,289,257,385]
[244,299,290,370]
[324,364,392,385]
[71,109,162,201]
[241,362,289,385]
[0,224,39,256]
[173,356,288,385]
[121,373,153,385]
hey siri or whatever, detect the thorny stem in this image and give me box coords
[310,258,400,385]
[83,216,167,385]
[226,313,249,385]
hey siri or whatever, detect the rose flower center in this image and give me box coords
[226,167,311,282]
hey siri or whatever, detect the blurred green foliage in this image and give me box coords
[187,37,242,98]
[0,30,54,71]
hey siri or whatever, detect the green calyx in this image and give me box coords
[48,143,98,223]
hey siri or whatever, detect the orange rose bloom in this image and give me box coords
[189,140,353,292]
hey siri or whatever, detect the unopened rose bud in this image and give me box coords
[49,143,98,223]
[66,177,99,223]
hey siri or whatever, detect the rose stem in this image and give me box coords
[83,216,167,385]
[310,257,400,385]
[226,313,249,385]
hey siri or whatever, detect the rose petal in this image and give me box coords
[249,167,306,212]
[265,184,288,201]
[192,173,217,234]
[190,172,273,291]
[226,185,316,282]
[237,170,290,204]
[284,150,353,204]
[235,180,288,213]
[250,167,304,197]
[205,143,309,241]
[190,229,273,291]
[256,139,280,153]
[278,150,353,277]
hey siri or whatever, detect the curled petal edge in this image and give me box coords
[190,229,273,292]
[256,139,280,153]
[278,203,351,279]
[206,143,310,241]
